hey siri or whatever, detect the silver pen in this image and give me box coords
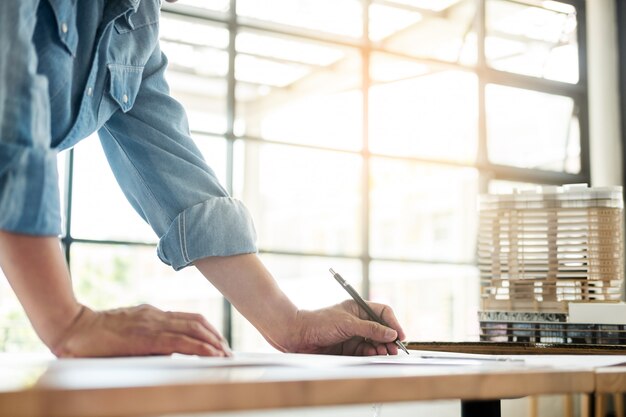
[329,268,409,355]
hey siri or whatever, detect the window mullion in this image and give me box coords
[362,0,371,298]
[223,0,237,347]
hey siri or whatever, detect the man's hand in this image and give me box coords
[0,232,231,358]
[286,300,407,356]
[52,304,231,358]
[196,254,408,356]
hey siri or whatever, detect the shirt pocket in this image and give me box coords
[107,64,144,113]
[46,0,78,56]
[33,1,75,100]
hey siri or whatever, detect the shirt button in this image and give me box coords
[61,22,68,33]
[87,87,93,96]
[122,94,129,104]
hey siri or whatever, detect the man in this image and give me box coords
[0,0,406,357]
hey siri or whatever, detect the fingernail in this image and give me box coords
[384,328,397,340]
[221,341,233,357]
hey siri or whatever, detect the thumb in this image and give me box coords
[351,319,398,343]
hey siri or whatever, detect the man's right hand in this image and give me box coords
[52,304,231,358]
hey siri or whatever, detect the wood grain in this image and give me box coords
[596,367,626,393]
[0,365,594,417]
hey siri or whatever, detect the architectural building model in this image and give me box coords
[478,184,625,344]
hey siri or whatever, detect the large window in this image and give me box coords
[0,0,588,352]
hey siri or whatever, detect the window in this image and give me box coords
[0,0,588,352]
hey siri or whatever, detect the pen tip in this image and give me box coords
[329,268,336,275]
[395,340,410,355]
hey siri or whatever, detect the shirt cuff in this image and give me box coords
[0,142,61,235]
[157,197,258,271]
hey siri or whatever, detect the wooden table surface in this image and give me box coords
[0,353,597,417]
[596,366,626,392]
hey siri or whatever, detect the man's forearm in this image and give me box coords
[195,254,299,352]
[0,231,82,348]
[195,253,406,356]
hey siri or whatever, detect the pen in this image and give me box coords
[329,268,409,355]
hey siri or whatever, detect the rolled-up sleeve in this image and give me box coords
[0,0,60,236]
[99,43,257,271]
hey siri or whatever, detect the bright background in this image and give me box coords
[0,0,587,353]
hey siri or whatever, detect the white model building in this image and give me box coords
[478,184,625,344]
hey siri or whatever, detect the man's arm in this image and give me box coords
[96,38,406,355]
[0,2,230,358]
[0,0,59,235]
[196,254,406,356]
[0,231,231,357]
[0,228,406,356]
[95,20,406,354]
[0,232,81,348]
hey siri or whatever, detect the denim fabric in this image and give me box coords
[0,0,257,270]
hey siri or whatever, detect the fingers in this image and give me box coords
[352,340,392,356]
[364,302,407,342]
[163,317,230,356]
[162,311,231,357]
[165,311,231,354]
[386,342,398,355]
[291,301,406,357]
[380,306,406,342]
[343,300,406,342]
[351,318,397,344]
[56,305,232,358]
[131,306,230,356]
[375,343,389,356]
[363,341,397,356]
[152,333,226,357]
[167,312,226,342]
[353,343,368,356]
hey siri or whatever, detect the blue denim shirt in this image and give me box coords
[0,0,257,270]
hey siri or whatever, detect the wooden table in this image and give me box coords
[409,342,626,417]
[594,366,626,417]
[0,353,596,417]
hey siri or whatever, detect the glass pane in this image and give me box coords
[486,84,580,173]
[71,137,158,243]
[370,159,478,263]
[0,269,46,353]
[381,0,465,12]
[237,0,363,38]
[370,262,480,341]
[371,0,476,64]
[232,255,361,352]
[369,3,423,43]
[71,136,227,243]
[233,142,363,256]
[370,51,430,83]
[160,15,228,134]
[235,30,362,151]
[369,61,478,162]
[160,14,229,49]
[70,244,224,333]
[486,0,578,83]
[170,0,229,12]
